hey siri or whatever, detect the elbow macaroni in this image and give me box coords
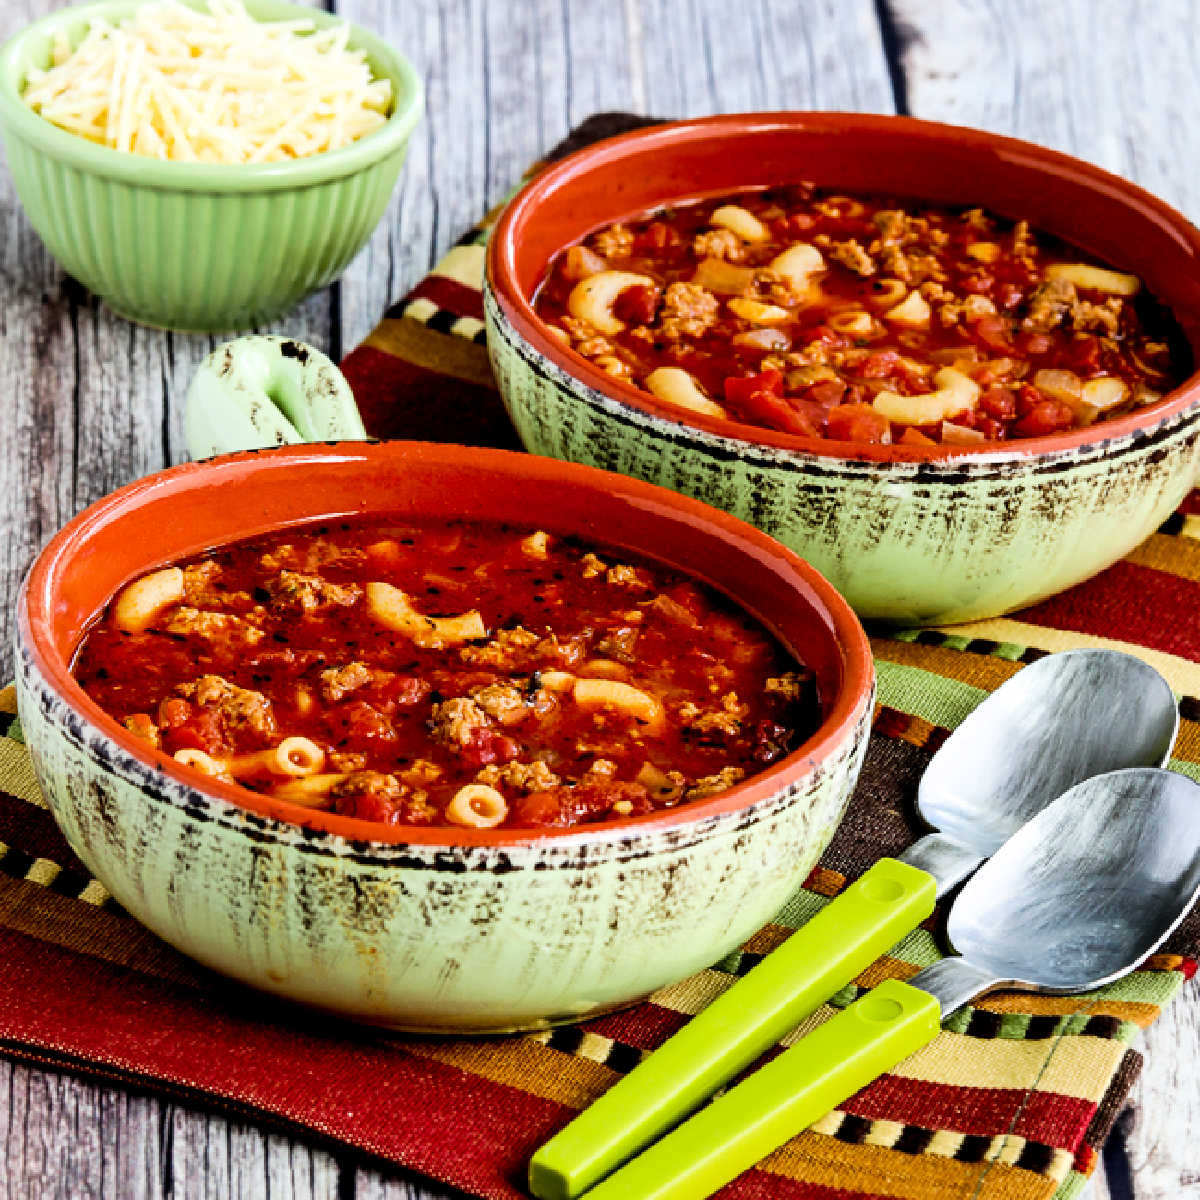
[567,270,655,335]
[645,368,728,419]
[365,581,487,649]
[873,367,981,426]
[573,678,665,735]
[114,567,184,632]
[768,243,825,292]
[710,204,769,243]
[1045,263,1141,296]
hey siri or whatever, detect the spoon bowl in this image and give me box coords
[949,766,1200,992]
[918,649,1180,859]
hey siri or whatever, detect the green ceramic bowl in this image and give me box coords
[16,441,874,1032]
[0,0,422,332]
[486,114,1200,625]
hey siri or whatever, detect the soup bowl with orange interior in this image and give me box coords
[15,442,873,1032]
[485,113,1200,625]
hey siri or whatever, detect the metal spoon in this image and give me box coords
[571,767,1200,1200]
[529,649,1178,1200]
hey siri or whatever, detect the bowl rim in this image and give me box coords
[18,440,875,850]
[0,0,424,191]
[487,110,1200,464]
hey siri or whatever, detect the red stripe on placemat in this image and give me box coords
[0,925,564,1200]
[340,345,520,448]
[1017,560,1200,661]
[0,792,83,866]
[843,1074,1095,1148]
[582,1001,690,1049]
[406,275,486,321]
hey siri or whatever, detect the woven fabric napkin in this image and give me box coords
[2,115,1197,1200]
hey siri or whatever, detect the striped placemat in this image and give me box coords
[0,114,1194,1200]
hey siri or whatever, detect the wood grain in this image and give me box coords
[0,0,1196,1197]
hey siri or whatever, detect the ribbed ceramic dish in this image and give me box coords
[486,114,1200,625]
[0,0,423,332]
[16,442,874,1032]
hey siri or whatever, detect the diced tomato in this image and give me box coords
[375,675,431,707]
[1019,331,1053,355]
[325,701,395,747]
[1013,397,1076,437]
[510,782,650,828]
[899,427,936,447]
[161,708,224,755]
[804,379,847,406]
[1065,336,1103,374]
[336,793,402,824]
[613,284,661,325]
[458,727,520,769]
[509,789,565,827]
[772,213,815,240]
[960,270,994,295]
[724,368,782,403]
[980,387,1018,420]
[972,416,1006,440]
[974,315,1017,353]
[725,370,820,435]
[800,325,846,349]
[752,720,793,764]
[858,350,901,380]
[157,697,192,729]
[632,221,681,254]
[996,283,1026,311]
[825,403,891,444]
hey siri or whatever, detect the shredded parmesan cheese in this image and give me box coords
[21,0,392,164]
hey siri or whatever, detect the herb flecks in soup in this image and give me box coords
[73,521,819,830]
[534,187,1189,445]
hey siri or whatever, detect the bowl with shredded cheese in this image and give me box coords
[0,0,422,330]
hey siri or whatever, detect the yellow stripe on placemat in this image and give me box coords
[404,1037,614,1110]
[1125,532,1200,581]
[429,243,487,288]
[938,619,1200,696]
[760,1133,1050,1200]
[0,736,45,809]
[892,1028,1124,1099]
[975,992,1162,1028]
[362,315,496,389]
[648,967,736,1015]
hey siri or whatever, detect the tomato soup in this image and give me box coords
[73,519,820,830]
[533,186,1189,445]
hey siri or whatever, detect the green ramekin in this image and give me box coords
[0,0,423,332]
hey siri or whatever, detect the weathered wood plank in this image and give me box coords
[638,0,895,116]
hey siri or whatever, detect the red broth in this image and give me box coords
[533,186,1189,445]
[72,519,820,830]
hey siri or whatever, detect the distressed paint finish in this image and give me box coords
[486,287,1200,625]
[14,633,872,1033]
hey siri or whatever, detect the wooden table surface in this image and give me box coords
[2,1,1198,1196]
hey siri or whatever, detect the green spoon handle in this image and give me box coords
[528,859,936,1200]
[578,979,942,1200]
